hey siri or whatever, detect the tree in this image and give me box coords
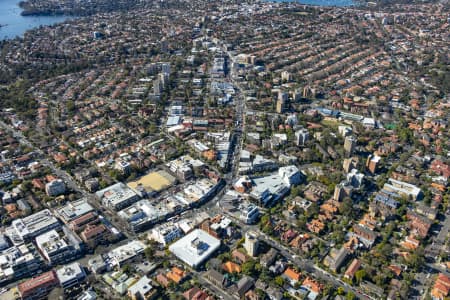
[346,292,356,300]
[340,197,354,218]
[144,247,154,260]
[274,276,284,287]
[242,260,256,276]
[122,264,133,275]
[355,269,366,284]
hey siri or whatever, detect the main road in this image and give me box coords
[212,41,372,300]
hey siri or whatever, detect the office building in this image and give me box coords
[278,165,302,186]
[150,223,183,246]
[88,255,107,274]
[96,183,140,211]
[347,169,364,189]
[240,204,259,224]
[56,199,95,224]
[0,244,43,284]
[169,229,220,269]
[8,209,60,243]
[118,199,169,233]
[107,240,145,268]
[56,262,86,289]
[35,228,83,266]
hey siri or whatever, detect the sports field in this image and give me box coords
[128,170,176,192]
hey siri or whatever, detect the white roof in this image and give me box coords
[56,262,86,284]
[56,199,94,222]
[169,229,220,268]
[108,240,145,266]
[128,275,153,297]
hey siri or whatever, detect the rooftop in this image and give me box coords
[56,199,95,223]
[18,270,58,294]
[169,229,221,268]
[56,262,86,284]
[10,209,60,241]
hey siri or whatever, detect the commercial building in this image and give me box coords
[106,240,145,268]
[88,255,107,274]
[8,209,61,244]
[0,235,9,251]
[118,199,170,232]
[181,179,222,207]
[56,262,86,289]
[169,229,220,269]
[250,175,290,207]
[35,227,83,266]
[150,223,183,246]
[278,165,302,186]
[45,179,66,197]
[248,165,302,207]
[69,212,100,233]
[96,183,140,211]
[0,244,43,284]
[240,204,259,224]
[17,270,59,300]
[80,224,113,247]
[56,199,95,224]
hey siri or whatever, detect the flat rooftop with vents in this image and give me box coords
[169,229,220,269]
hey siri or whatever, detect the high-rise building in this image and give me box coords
[244,231,259,257]
[344,136,357,157]
[153,79,163,95]
[281,71,292,82]
[295,129,309,146]
[292,89,302,101]
[343,157,358,173]
[161,63,171,75]
[159,73,169,87]
[276,91,288,114]
[366,154,381,174]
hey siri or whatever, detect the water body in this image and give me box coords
[272,0,355,6]
[0,0,354,40]
[0,0,72,40]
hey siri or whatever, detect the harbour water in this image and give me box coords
[0,0,71,40]
[0,0,354,40]
[274,0,355,6]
